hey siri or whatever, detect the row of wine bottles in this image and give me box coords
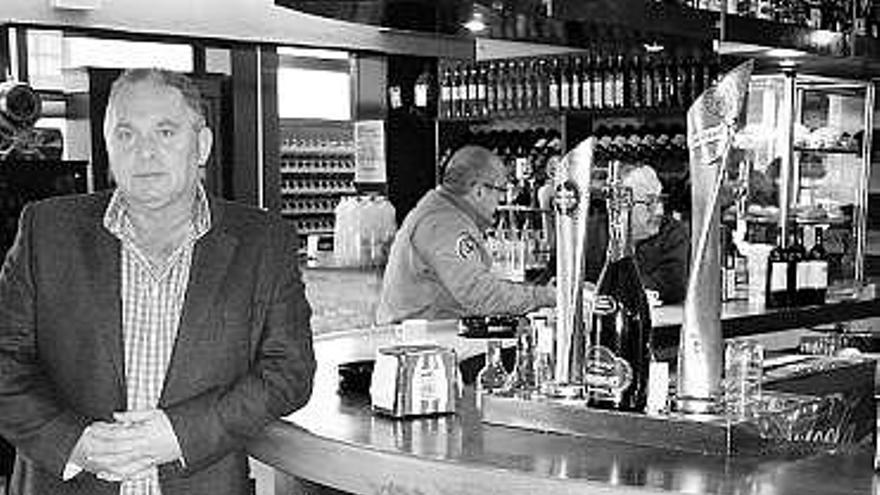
[678,0,880,37]
[438,49,719,120]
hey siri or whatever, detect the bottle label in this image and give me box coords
[803,260,828,289]
[614,74,625,107]
[770,261,787,291]
[582,80,592,109]
[796,262,811,290]
[603,78,615,108]
[549,82,559,109]
[415,83,428,108]
[723,267,737,301]
[560,82,570,108]
[584,344,634,398]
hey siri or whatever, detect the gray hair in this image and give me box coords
[104,68,207,133]
[441,145,503,196]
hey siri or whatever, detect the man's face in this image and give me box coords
[623,167,664,242]
[475,160,507,222]
[105,79,212,212]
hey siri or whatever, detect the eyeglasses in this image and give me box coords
[482,182,507,194]
[633,193,666,209]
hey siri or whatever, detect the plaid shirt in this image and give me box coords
[102,184,212,495]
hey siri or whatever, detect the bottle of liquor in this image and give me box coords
[466,65,479,118]
[804,226,829,305]
[453,64,466,118]
[476,63,488,117]
[593,50,607,110]
[413,64,433,112]
[439,66,452,118]
[477,340,510,398]
[787,225,807,306]
[603,49,617,109]
[485,61,498,117]
[560,56,572,110]
[546,58,558,110]
[533,59,548,110]
[613,52,625,108]
[571,56,583,110]
[626,51,642,109]
[642,54,655,108]
[582,53,595,110]
[765,227,789,308]
[511,60,524,114]
[585,171,653,412]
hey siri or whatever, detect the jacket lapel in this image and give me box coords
[84,197,126,401]
[161,208,238,403]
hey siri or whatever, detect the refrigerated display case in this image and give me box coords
[278,119,356,246]
[732,71,875,285]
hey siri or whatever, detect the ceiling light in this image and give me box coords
[644,43,664,53]
[765,48,808,58]
[464,13,487,33]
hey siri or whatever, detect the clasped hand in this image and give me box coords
[72,409,181,481]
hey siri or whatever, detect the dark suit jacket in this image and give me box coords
[0,191,316,495]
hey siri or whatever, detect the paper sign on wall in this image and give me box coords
[354,120,386,184]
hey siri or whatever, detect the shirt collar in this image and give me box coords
[103,183,213,242]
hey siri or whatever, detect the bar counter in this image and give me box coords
[247,298,880,495]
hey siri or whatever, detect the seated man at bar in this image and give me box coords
[586,163,689,304]
[376,145,555,324]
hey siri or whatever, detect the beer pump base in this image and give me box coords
[480,355,874,457]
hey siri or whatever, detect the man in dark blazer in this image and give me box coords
[0,68,315,495]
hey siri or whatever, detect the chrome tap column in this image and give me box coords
[678,60,753,414]
[552,137,596,396]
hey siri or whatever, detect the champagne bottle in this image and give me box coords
[765,227,788,308]
[585,176,653,412]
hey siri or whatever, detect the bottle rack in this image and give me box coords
[437,121,690,217]
[279,119,356,241]
[437,46,717,121]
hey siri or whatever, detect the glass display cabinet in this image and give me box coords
[731,71,875,287]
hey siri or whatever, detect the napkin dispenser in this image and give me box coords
[369,344,458,418]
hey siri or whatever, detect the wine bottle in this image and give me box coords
[560,57,571,110]
[533,59,548,110]
[581,53,594,110]
[571,56,583,110]
[548,58,560,110]
[485,61,498,117]
[804,226,829,305]
[585,175,653,412]
[788,225,807,306]
[765,227,788,308]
